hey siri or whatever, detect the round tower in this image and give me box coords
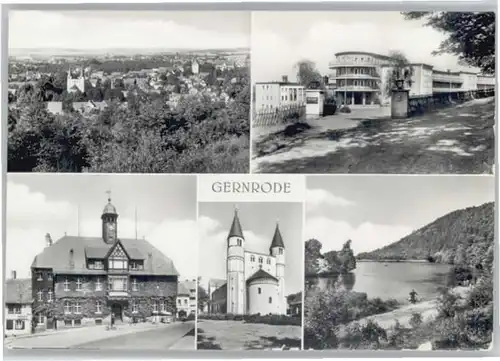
[270,222,286,314]
[226,207,245,314]
[102,193,118,244]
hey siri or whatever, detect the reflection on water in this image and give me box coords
[306,261,452,303]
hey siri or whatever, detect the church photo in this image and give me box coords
[5,174,198,350]
[197,202,303,350]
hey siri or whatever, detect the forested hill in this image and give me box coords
[357,202,495,268]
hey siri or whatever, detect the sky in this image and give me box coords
[199,202,303,296]
[306,175,495,255]
[9,11,250,50]
[6,174,198,281]
[251,11,482,82]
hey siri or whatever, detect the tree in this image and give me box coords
[402,12,495,74]
[197,277,209,313]
[384,50,413,97]
[294,60,323,88]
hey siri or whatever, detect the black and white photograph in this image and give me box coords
[251,12,495,174]
[4,174,198,350]
[8,10,250,173]
[197,202,302,350]
[303,175,494,350]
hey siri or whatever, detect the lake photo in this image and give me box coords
[304,175,494,351]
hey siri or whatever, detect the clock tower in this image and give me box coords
[102,193,118,244]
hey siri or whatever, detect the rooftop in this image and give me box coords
[5,278,32,304]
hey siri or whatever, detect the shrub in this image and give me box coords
[409,312,423,329]
[447,266,473,287]
[243,313,301,326]
[339,106,351,113]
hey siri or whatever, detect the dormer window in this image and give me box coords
[108,244,128,270]
[88,260,104,270]
[130,261,144,270]
[36,272,43,281]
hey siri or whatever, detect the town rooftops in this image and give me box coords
[5,278,32,304]
[246,269,278,284]
[178,280,196,296]
[31,235,179,276]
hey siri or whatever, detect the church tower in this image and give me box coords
[226,208,245,315]
[102,194,118,244]
[270,222,286,314]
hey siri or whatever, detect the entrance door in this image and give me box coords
[111,303,123,322]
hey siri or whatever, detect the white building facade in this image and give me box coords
[224,209,286,316]
[5,273,32,337]
[254,76,306,113]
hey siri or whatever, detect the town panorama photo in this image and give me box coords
[7,11,250,173]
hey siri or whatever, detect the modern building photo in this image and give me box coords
[4,174,198,350]
[197,202,303,350]
[251,11,495,175]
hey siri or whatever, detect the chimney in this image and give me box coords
[282,75,288,83]
[69,248,75,268]
[11,270,16,280]
[45,233,53,247]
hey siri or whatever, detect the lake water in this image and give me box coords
[306,261,452,303]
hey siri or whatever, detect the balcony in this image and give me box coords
[332,74,380,80]
[107,290,129,299]
[432,74,463,84]
[335,85,380,92]
[329,61,381,68]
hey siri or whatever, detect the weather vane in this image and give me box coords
[106,190,112,202]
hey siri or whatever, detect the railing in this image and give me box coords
[407,88,495,117]
[253,104,306,127]
[107,290,129,298]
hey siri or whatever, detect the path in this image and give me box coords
[253,98,494,174]
[6,321,193,350]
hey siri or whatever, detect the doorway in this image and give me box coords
[111,303,123,322]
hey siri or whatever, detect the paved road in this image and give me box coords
[76,321,195,350]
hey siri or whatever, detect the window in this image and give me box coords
[8,305,21,314]
[89,260,104,270]
[74,301,81,314]
[15,320,25,330]
[76,277,83,290]
[37,313,44,324]
[160,301,166,313]
[258,287,261,294]
[108,276,127,291]
[108,244,128,270]
[132,301,138,313]
[48,290,53,302]
[36,272,43,281]
[250,255,255,262]
[237,239,242,247]
[64,278,70,291]
[279,248,283,255]
[37,290,43,302]
[47,273,53,281]
[6,320,13,330]
[96,277,103,291]
[132,278,138,291]
[184,299,188,305]
[96,300,102,314]
[258,257,263,264]
[178,299,181,305]
[74,319,81,326]
[266,258,271,265]
[269,297,272,304]
[64,301,71,314]
[153,301,158,313]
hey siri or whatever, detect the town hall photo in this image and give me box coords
[4,174,198,350]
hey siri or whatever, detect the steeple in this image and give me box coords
[228,206,244,239]
[270,222,285,251]
[102,190,118,244]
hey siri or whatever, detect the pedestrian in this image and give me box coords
[111,313,115,328]
[53,316,57,330]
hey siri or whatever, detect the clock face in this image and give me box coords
[108,223,115,233]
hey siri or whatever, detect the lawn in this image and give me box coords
[197,320,301,350]
[253,98,495,174]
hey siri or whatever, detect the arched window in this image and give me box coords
[279,248,283,255]
[237,239,242,246]
[268,297,272,304]
[258,257,263,264]
[258,287,261,294]
[266,258,271,265]
[250,255,255,262]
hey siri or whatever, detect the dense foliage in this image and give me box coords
[403,12,495,74]
[197,313,301,326]
[8,68,250,173]
[357,202,494,265]
[305,239,356,276]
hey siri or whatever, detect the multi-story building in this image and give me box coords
[329,51,496,107]
[5,272,32,337]
[254,76,306,113]
[30,196,179,330]
[67,67,85,93]
[176,280,197,318]
[209,209,287,315]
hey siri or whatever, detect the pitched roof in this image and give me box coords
[31,235,179,276]
[178,280,196,296]
[208,278,226,290]
[5,279,32,304]
[270,223,285,249]
[246,269,278,284]
[228,209,244,239]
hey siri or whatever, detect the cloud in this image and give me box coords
[6,181,197,280]
[9,11,248,49]
[306,216,413,255]
[307,189,355,211]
